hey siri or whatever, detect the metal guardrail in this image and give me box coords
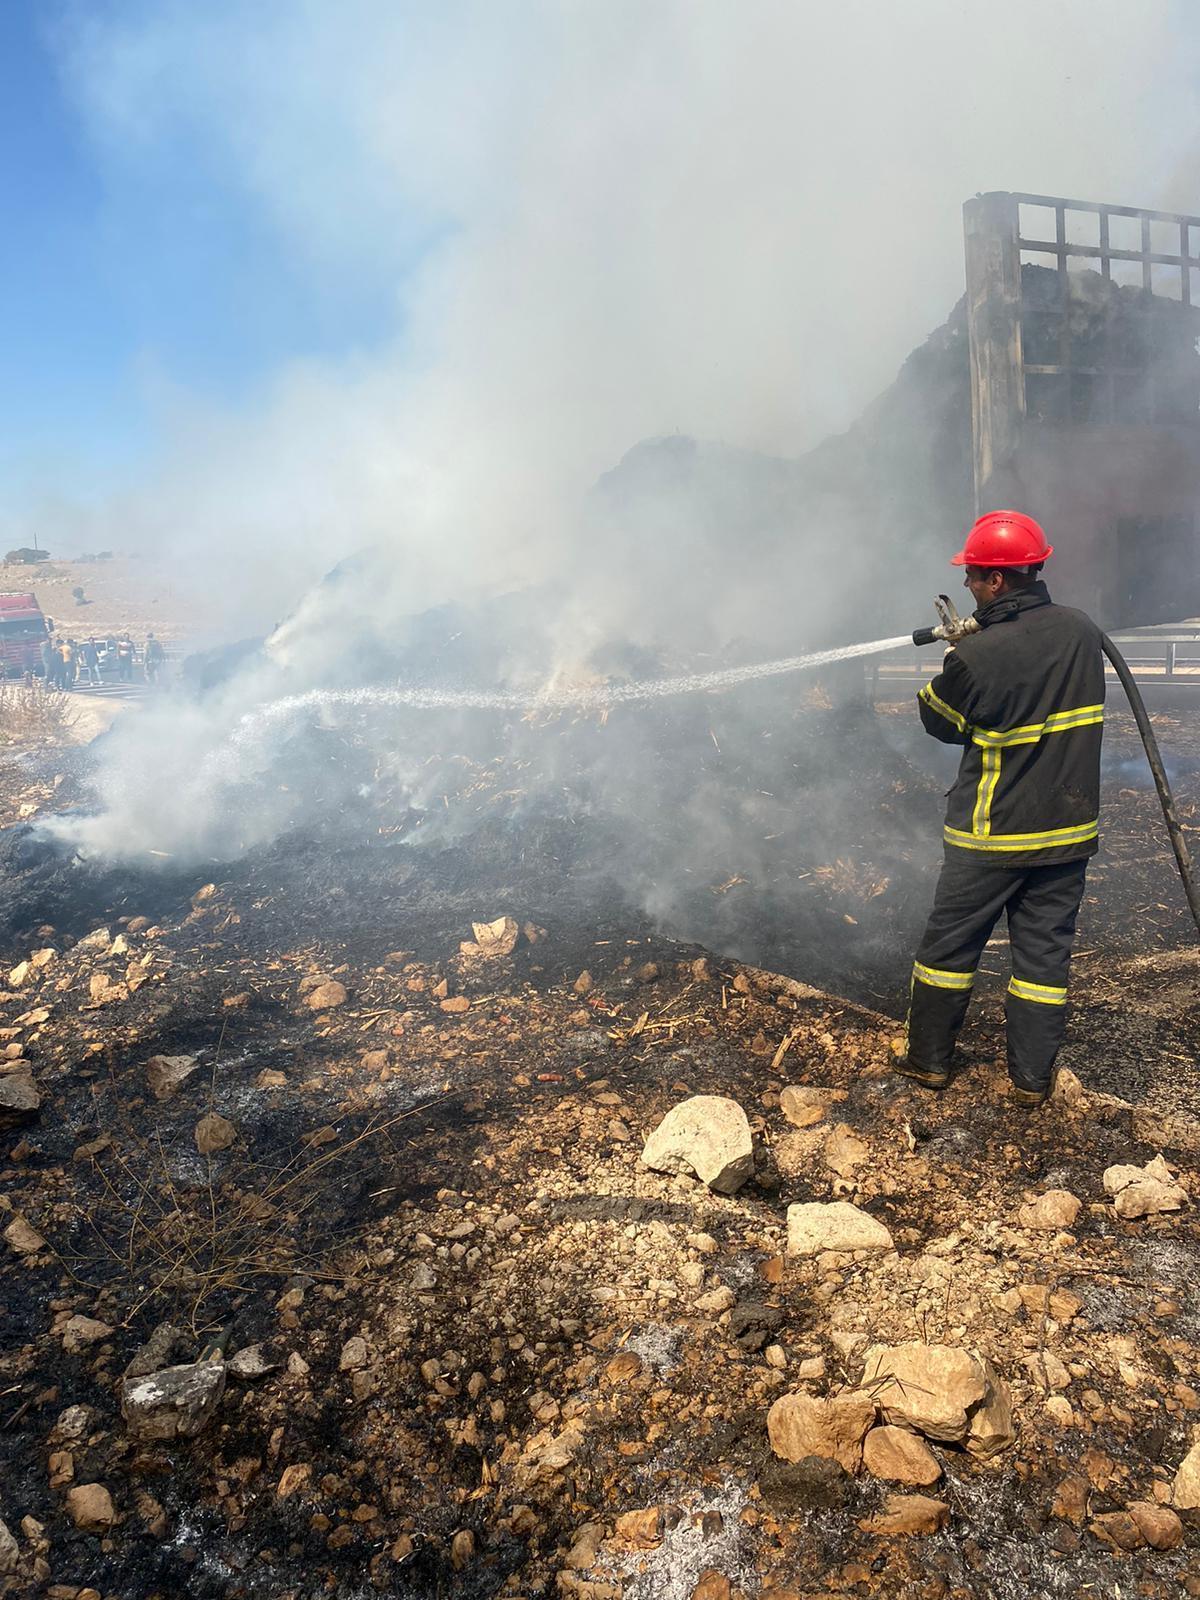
[874,622,1200,688]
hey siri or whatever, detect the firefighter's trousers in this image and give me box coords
[907,853,1088,1093]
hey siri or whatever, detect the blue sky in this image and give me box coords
[0,2,414,499]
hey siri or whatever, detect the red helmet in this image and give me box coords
[951,510,1053,568]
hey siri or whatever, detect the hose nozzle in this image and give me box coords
[913,594,981,647]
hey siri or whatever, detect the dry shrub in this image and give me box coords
[0,680,79,744]
[64,1097,447,1332]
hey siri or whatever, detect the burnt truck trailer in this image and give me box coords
[964,190,1200,627]
[0,592,51,677]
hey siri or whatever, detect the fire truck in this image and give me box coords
[0,592,52,678]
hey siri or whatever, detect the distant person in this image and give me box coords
[57,637,76,691]
[39,635,55,684]
[80,637,100,686]
[143,632,165,684]
[116,634,135,683]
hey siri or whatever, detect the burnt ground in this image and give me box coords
[0,690,1198,1599]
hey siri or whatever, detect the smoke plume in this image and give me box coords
[29,0,1198,875]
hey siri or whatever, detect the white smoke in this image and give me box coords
[40,1,1192,614]
[27,0,1198,860]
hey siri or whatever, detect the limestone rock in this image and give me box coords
[0,1516,17,1574]
[0,1070,39,1114]
[563,1522,605,1570]
[145,1054,201,1100]
[276,1462,312,1498]
[766,1391,876,1473]
[1051,1475,1090,1524]
[1103,1154,1189,1219]
[1016,1189,1081,1230]
[87,972,127,1006]
[459,916,519,961]
[50,1404,97,1444]
[513,1423,586,1492]
[1128,1501,1183,1550]
[691,1573,732,1600]
[4,1216,46,1254]
[824,1123,870,1178]
[228,1343,279,1379]
[1023,1350,1071,1391]
[66,1483,116,1532]
[339,1336,369,1371]
[641,1095,754,1194]
[1018,1283,1081,1323]
[965,1356,1016,1458]
[304,979,348,1011]
[862,1343,1012,1454]
[695,1286,736,1314]
[786,1200,893,1256]
[613,1507,662,1548]
[1044,1395,1074,1426]
[862,1425,941,1486]
[61,1315,115,1354]
[1051,1067,1086,1108]
[859,1493,949,1536]
[780,1085,827,1128]
[121,1361,226,1441]
[1172,1439,1200,1508]
[1090,1511,1143,1551]
[124,1322,190,1379]
[195,1112,236,1155]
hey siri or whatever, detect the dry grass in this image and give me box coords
[63,1093,455,1334]
[0,680,79,744]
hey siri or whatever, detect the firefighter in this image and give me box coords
[898,511,1104,1109]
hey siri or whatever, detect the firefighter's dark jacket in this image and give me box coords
[918,582,1104,866]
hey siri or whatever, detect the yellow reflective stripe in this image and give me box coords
[1046,706,1104,729]
[972,705,1105,748]
[944,819,1098,852]
[919,681,969,734]
[913,960,975,991]
[1008,977,1068,1006]
[972,745,1003,835]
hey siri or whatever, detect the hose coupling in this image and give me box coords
[913,595,982,646]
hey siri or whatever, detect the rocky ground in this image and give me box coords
[0,691,1197,1599]
[0,853,1197,1595]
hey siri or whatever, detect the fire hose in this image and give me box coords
[913,596,1200,941]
